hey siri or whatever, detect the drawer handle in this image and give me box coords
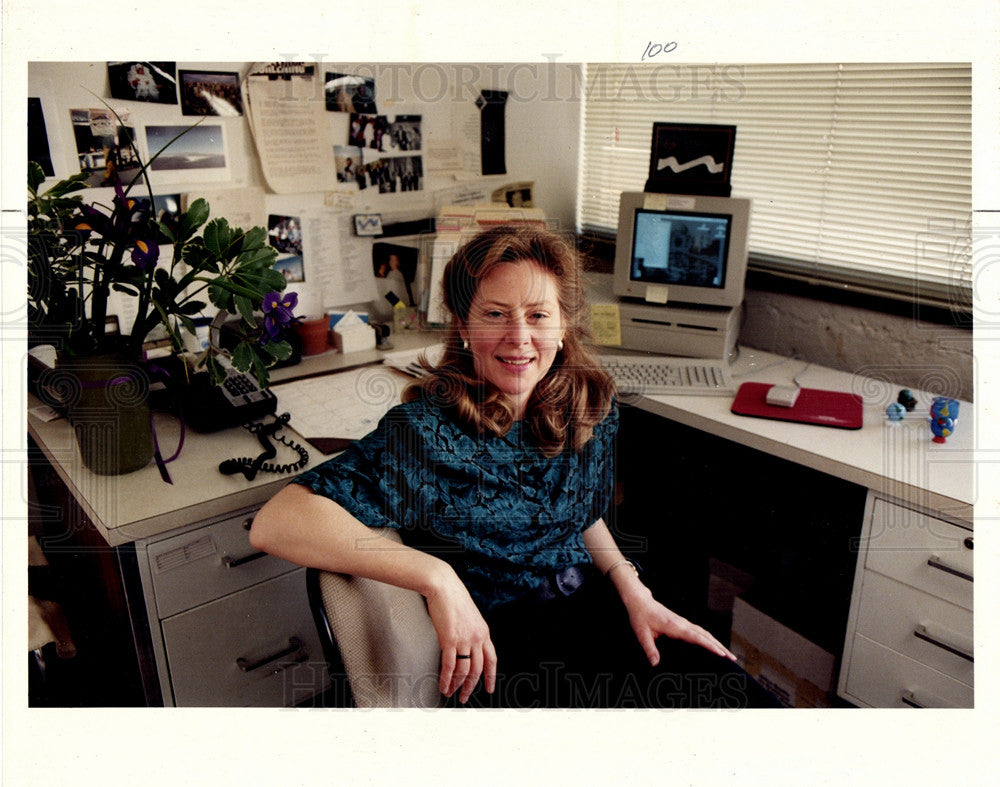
[222,550,269,568]
[914,624,974,662]
[236,636,306,673]
[901,690,925,708]
[927,555,973,583]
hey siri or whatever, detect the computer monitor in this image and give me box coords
[613,192,751,309]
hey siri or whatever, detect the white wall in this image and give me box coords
[28,61,581,226]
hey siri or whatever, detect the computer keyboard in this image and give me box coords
[599,353,736,396]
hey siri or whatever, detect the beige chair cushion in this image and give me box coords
[316,529,442,707]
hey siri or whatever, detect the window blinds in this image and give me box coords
[577,63,972,308]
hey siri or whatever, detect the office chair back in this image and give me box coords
[306,530,443,708]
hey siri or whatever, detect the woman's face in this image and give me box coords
[460,259,565,418]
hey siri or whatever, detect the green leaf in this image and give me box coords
[234,294,255,324]
[181,240,216,271]
[154,267,172,288]
[178,299,206,315]
[205,355,227,386]
[203,218,232,258]
[208,282,234,311]
[181,199,211,235]
[28,162,46,194]
[158,222,176,244]
[206,275,263,302]
[235,246,278,267]
[231,341,254,373]
[177,314,197,337]
[263,339,293,361]
[250,347,272,389]
[242,225,268,249]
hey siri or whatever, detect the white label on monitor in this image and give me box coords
[645,284,670,304]
[642,194,668,211]
[665,196,697,210]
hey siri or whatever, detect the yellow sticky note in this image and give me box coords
[643,193,668,211]
[589,303,622,346]
[645,284,670,304]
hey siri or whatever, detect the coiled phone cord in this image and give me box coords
[218,413,309,480]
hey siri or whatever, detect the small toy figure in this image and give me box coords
[886,402,905,422]
[929,397,959,443]
[897,389,917,411]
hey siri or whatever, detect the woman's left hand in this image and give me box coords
[622,585,737,666]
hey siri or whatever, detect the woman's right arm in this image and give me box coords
[250,483,496,702]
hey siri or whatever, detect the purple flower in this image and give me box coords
[131,238,160,270]
[103,175,141,237]
[73,203,114,240]
[261,291,298,341]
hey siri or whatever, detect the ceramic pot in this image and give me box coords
[55,354,155,475]
[293,316,330,356]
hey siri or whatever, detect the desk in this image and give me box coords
[27,335,974,707]
[610,347,974,708]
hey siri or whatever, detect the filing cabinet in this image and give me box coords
[135,508,330,706]
[839,496,974,708]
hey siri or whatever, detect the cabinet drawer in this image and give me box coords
[864,499,972,610]
[855,570,973,686]
[147,509,298,618]
[160,569,329,706]
[843,634,973,708]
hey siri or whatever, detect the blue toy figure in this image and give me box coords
[929,397,959,443]
[886,402,906,422]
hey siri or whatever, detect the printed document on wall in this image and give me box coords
[243,64,341,193]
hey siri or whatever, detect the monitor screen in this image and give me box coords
[613,192,751,309]
[630,209,732,290]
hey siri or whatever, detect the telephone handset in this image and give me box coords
[182,358,278,433]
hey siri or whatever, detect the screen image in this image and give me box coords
[630,209,731,289]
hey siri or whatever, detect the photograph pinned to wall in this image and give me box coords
[107,62,178,104]
[645,122,736,196]
[28,98,54,177]
[334,145,362,184]
[179,69,243,117]
[70,107,141,187]
[145,124,227,171]
[371,241,419,321]
[325,72,377,114]
[493,181,535,208]
[267,214,303,256]
[274,255,305,284]
[353,213,383,236]
[349,114,422,153]
[361,154,423,193]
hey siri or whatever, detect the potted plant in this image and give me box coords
[28,126,297,474]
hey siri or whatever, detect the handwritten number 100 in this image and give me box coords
[642,41,678,60]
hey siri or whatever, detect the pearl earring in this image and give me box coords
[463,339,470,350]
[558,339,564,351]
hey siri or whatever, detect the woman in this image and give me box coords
[251,225,776,708]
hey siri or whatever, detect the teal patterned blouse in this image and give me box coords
[293,396,618,611]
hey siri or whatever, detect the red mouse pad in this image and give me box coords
[731,382,863,430]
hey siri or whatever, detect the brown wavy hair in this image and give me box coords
[404,225,615,456]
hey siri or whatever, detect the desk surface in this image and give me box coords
[633,347,975,523]
[28,332,974,546]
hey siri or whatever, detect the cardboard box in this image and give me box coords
[730,597,837,708]
[329,312,376,354]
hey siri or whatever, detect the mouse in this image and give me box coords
[765,384,801,408]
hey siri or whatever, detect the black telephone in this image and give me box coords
[182,361,278,433]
